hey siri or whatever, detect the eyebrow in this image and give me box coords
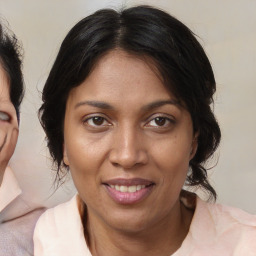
[75,99,180,111]
[75,101,113,110]
[142,99,181,111]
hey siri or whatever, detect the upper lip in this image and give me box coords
[103,178,155,186]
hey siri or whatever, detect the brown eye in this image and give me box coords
[146,116,175,128]
[154,117,166,126]
[92,116,104,125]
[85,116,110,127]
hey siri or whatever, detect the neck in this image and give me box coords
[85,200,193,256]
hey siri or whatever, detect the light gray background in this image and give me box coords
[1,0,256,213]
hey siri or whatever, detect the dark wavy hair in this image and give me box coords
[0,22,24,121]
[39,5,221,200]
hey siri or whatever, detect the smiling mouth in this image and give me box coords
[103,179,155,204]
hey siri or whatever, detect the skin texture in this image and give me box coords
[63,50,198,256]
[0,64,18,186]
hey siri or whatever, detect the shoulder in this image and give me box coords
[33,195,88,256]
[0,208,45,256]
[0,167,44,222]
[34,195,78,236]
[202,198,256,227]
[189,197,256,254]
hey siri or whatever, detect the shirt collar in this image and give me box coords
[0,166,22,212]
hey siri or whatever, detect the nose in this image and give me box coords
[109,125,148,169]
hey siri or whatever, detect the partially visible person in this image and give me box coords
[0,22,44,256]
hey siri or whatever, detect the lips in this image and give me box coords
[103,178,155,205]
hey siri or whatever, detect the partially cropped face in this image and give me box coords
[0,64,19,184]
[63,50,197,233]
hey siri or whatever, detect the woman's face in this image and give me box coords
[63,50,197,233]
[0,64,18,183]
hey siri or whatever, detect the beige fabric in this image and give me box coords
[34,194,256,256]
[34,196,89,256]
[0,167,21,212]
[0,167,45,256]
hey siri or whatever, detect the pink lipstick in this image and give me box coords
[103,178,155,205]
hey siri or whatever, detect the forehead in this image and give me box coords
[0,63,10,100]
[68,50,174,105]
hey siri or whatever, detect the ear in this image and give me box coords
[63,142,69,166]
[189,132,199,160]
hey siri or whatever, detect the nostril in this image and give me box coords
[112,162,120,167]
[108,139,148,168]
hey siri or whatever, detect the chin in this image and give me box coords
[101,208,158,234]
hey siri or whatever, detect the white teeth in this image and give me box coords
[128,185,136,193]
[110,184,147,193]
[120,186,128,192]
[136,185,142,190]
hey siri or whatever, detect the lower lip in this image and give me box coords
[105,185,154,205]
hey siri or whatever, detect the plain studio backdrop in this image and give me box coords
[0,0,255,213]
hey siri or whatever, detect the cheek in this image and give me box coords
[64,130,111,183]
[65,134,113,207]
[152,136,191,169]
[151,135,191,187]
[66,141,99,199]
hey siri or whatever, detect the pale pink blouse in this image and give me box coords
[34,193,256,256]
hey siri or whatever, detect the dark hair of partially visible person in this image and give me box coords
[0,21,24,121]
[39,5,221,200]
